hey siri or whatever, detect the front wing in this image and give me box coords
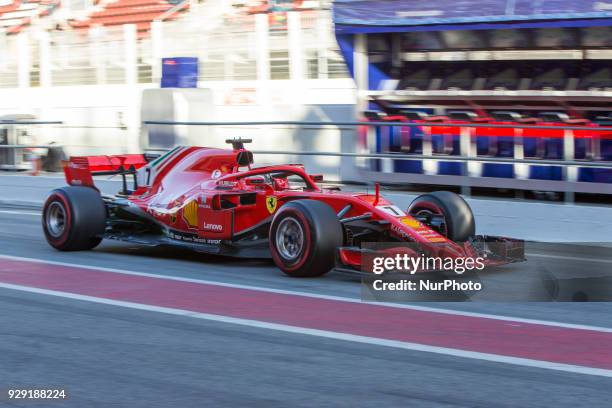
[335,235,525,275]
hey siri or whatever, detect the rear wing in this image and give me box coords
[63,154,148,192]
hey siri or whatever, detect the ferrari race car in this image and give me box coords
[42,139,524,277]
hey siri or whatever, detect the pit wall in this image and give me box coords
[0,78,358,182]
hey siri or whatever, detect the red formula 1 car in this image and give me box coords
[42,139,524,277]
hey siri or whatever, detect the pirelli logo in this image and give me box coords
[182,200,198,228]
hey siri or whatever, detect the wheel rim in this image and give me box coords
[46,201,67,238]
[275,217,305,261]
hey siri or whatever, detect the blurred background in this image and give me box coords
[0,0,610,202]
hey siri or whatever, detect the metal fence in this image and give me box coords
[143,120,612,202]
[3,119,611,203]
[0,6,348,88]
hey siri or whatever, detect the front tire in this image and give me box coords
[408,191,475,242]
[269,200,343,277]
[42,186,106,251]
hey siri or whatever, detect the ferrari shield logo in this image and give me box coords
[266,196,277,214]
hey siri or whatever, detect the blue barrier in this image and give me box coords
[363,119,612,184]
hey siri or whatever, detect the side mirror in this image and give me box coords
[310,174,323,182]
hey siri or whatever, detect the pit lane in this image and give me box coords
[1,176,612,406]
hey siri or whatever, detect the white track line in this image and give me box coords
[1,254,611,333]
[0,209,40,216]
[0,282,610,378]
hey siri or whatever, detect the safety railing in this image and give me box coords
[0,7,348,88]
[143,120,612,131]
[143,120,612,202]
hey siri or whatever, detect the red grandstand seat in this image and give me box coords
[93,5,170,16]
[106,0,164,8]
[0,2,20,14]
[69,0,188,33]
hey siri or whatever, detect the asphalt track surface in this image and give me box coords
[1,179,612,406]
[1,213,612,406]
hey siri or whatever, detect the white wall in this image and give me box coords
[0,78,358,180]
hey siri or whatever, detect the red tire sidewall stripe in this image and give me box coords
[411,201,444,216]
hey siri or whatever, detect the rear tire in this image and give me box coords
[408,191,475,242]
[42,186,106,251]
[270,200,343,277]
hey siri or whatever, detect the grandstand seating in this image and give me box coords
[0,0,60,34]
[440,65,477,91]
[396,60,612,93]
[233,1,318,30]
[0,0,320,37]
[69,0,189,37]
[578,62,612,91]
[398,63,435,91]
[531,64,574,91]
[484,66,522,91]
